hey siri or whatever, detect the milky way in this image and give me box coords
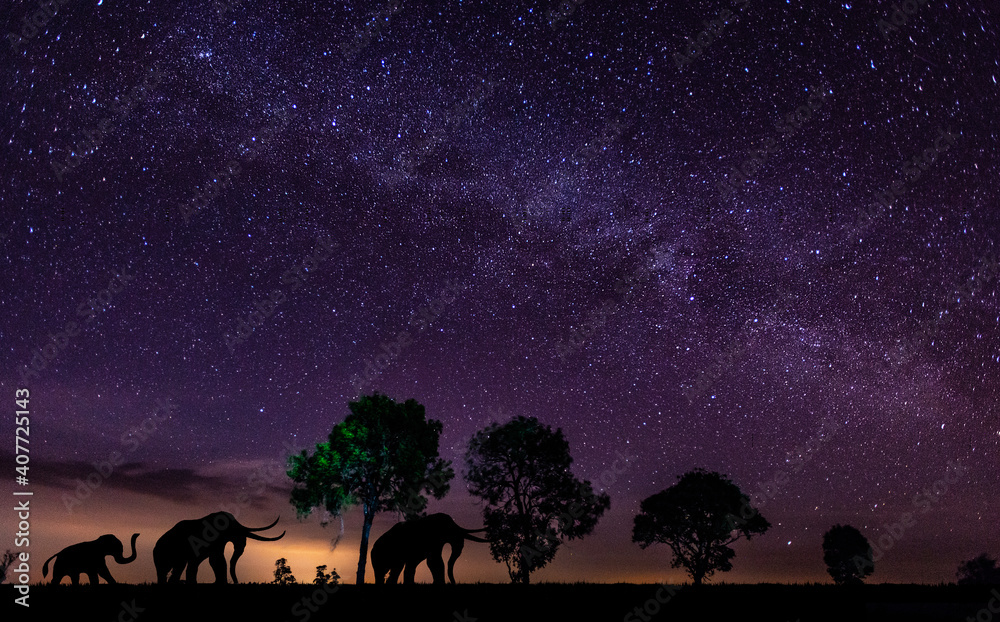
[2,0,998,584]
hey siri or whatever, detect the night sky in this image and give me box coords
[2,0,998,585]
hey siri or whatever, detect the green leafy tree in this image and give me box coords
[465,415,610,584]
[632,468,770,586]
[822,524,874,585]
[288,392,452,584]
[313,564,340,585]
[957,553,1000,585]
[272,558,297,584]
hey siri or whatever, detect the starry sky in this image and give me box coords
[2,0,999,585]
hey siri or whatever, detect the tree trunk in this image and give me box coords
[518,550,531,584]
[356,508,374,585]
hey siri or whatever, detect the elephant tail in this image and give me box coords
[463,532,489,543]
[42,553,58,578]
[244,516,280,532]
[246,530,286,542]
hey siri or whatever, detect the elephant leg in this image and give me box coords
[387,562,403,585]
[427,553,445,585]
[97,561,116,584]
[209,551,228,584]
[229,540,246,584]
[87,571,100,585]
[402,560,418,584]
[168,561,185,583]
[186,559,200,584]
[447,539,465,584]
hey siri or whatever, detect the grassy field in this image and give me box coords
[5,582,998,621]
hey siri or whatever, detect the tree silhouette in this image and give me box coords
[464,415,610,584]
[957,553,1000,585]
[272,558,297,584]
[632,468,769,586]
[288,392,452,584]
[0,550,16,584]
[313,564,340,585]
[822,524,873,585]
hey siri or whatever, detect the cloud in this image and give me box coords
[3,451,287,505]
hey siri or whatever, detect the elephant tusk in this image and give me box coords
[246,530,286,542]
[244,516,281,532]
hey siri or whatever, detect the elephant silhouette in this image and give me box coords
[371,513,488,585]
[42,533,139,585]
[153,512,284,584]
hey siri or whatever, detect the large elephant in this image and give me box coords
[153,512,284,584]
[371,513,488,585]
[42,533,139,585]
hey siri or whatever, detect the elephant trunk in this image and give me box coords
[114,533,140,564]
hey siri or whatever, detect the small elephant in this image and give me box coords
[153,512,284,584]
[43,533,139,585]
[371,513,488,585]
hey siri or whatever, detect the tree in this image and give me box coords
[822,524,874,585]
[314,564,340,585]
[288,392,452,584]
[464,415,610,584]
[957,553,1000,585]
[272,558,297,584]
[632,468,769,586]
[0,550,16,584]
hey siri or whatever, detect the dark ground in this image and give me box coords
[5,583,999,621]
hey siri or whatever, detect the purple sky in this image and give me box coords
[2,0,998,584]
